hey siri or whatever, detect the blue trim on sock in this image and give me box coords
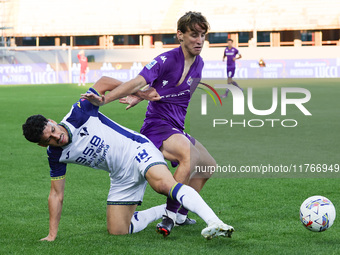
[170,183,183,200]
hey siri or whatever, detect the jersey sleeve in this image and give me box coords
[47,146,67,180]
[74,87,100,117]
[62,87,100,130]
[138,56,163,85]
[235,48,239,55]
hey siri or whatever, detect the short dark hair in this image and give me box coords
[177,11,210,34]
[227,39,233,42]
[22,115,48,143]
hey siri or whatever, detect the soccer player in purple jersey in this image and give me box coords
[82,12,233,237]
[221,39,242,98]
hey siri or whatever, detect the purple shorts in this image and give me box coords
[226,66,235,78]
[140,120,196,167]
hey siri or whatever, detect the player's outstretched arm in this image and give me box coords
[105,75,147,102]
[40,179,65,242]
[119,86,160,110]
[119,95,143,110]
[92,76,124,95]
[80,76,125,106]
[82,75,160,106]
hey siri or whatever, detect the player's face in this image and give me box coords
[178,24,206,57]
[38,120,69,147]
[228,40,233,48]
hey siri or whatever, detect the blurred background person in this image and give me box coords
[77,50,88,86]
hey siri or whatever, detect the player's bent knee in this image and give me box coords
[107,218,131,235]
[177,146,200,165]
[176,148,191,163]
[106,204,135,236]
[146,165,176,195]
[107,222,130,235]
[107,228,129,235]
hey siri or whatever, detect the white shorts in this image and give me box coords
[107,141,167,205]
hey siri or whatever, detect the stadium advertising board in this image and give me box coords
[0,58,339,85]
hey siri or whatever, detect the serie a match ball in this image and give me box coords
[300,195,336,232]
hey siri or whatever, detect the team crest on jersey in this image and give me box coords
[160,56,167,63]
[146,60,157,70]
[187,76,193,86]
[79,127,89,137]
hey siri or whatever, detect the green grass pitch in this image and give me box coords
[0,79,339,255]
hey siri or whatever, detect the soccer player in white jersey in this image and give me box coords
[22,79,234,241]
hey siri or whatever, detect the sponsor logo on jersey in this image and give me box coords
[161,89,190,99]
[146,60,157,70]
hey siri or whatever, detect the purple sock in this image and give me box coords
[166,197,181,213]
[178,206,188,215]
[232,81,243,91]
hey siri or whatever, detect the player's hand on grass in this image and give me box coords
[81,92,105,106]
[119,95,143,110]
[137,87,161,101]
[40,234,56,242]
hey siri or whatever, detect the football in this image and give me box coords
[300,195,336,232]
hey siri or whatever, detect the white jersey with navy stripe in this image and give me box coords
[47,87,152,179]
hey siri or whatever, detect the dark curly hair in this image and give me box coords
[22,115,48,143]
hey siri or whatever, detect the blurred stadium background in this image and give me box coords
[0,0,340,85]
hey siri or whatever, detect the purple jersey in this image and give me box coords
[139,46,204,130]
[224,47,239,67]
